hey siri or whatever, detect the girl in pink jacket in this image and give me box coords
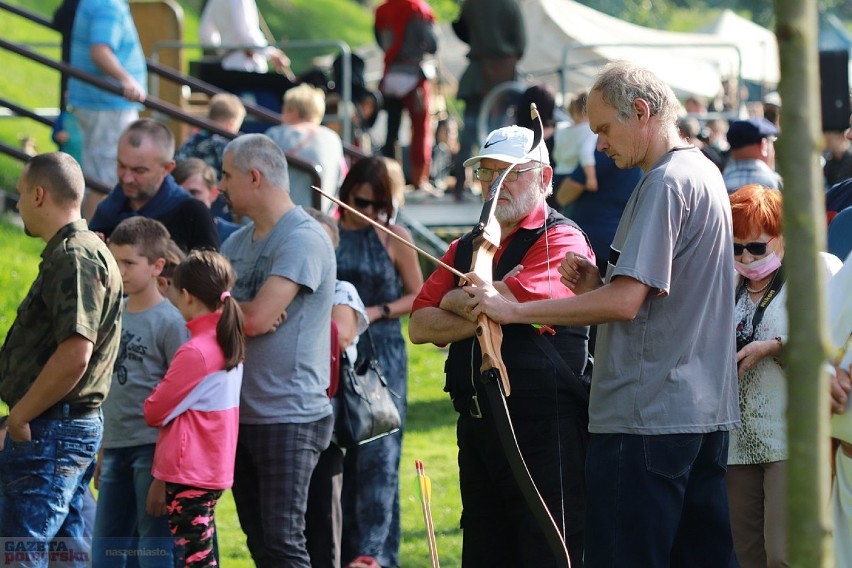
[144,250,245,567]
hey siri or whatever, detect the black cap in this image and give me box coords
[727,118,779,150]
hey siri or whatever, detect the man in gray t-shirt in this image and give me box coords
[467,62,739,567]
[219,134,336,568]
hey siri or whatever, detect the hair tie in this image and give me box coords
[220,291,231,302]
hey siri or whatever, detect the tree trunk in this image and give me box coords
[774,0,834,565]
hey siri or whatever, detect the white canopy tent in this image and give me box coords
[436,0,781,100]
[698,9,780,87]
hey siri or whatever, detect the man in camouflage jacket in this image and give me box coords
[0,152,123,558]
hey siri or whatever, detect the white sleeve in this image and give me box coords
[199,0,219,45]
[334,280,369,336]
[229,0,268,47]
[579,129,597,167]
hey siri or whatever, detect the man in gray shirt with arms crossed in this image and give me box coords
[219,134,336,567]
[466,61,740,567]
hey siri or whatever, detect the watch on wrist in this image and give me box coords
[380,304,391,319]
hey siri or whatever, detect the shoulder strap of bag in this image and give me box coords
[735,268,785,341]
[329,319,340,398]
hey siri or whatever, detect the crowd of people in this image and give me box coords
[2,1,852,568]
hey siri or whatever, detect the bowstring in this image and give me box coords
[531,104,567,543]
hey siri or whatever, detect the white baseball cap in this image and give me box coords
[463,125,550,168]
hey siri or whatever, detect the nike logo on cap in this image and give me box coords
[483,133,508,148]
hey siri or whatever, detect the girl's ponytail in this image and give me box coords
[217,290,245,371]
[173,250,245,370]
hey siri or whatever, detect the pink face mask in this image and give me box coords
[735,252,782,281]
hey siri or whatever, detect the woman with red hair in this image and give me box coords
[727,184,840,567]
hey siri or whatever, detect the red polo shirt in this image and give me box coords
[412,206,595,312]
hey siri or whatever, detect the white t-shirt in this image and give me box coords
[199,0,273,72]
[552,121,597,175]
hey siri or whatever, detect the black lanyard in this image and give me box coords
[736,268,785,343]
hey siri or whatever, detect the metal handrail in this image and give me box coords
[0,1,342,171]
[150,38,352,142]
[0,0,50,27]
[145,59,283,125]
[0,97,54,128]
[0,37,323,199]
[0,37,236,138]
[0,0,289,129]
[0,140,112,195]
[0,0,456,251]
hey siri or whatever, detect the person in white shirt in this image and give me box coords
[199,0,289,73]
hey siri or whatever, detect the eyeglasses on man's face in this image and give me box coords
[474,166,543,183]
[733,236,775,256]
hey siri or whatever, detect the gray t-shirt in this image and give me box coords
[591,146,740,435]
[103,298,188,448]
[222,206,336,424]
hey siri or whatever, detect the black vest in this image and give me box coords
[445,208,591,418]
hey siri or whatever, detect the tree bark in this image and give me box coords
[775,0,834,565]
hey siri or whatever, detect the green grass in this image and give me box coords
[0,0,63,190]
[0,0,373,189]
[0,216,463,566]
[0,216,42,337]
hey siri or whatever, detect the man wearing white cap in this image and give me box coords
[465,62,739,567]
[409,125,595,566]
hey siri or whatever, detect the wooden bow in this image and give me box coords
[310,111,571,564]
[466,107,572,567]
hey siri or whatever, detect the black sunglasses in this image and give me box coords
[353,196,384,210]
[733,236,775,256]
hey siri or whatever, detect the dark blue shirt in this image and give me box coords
[89,175,220,252]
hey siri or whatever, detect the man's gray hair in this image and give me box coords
[592,61,679,126]
[224,134,290,191]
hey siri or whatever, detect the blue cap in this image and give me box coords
[727,118,779,150]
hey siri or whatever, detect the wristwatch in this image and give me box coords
[380,304,391,319]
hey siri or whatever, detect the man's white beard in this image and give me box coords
[495,184,541,225]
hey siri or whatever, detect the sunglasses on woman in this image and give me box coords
[353,196,385,210]
[733,236,775,256]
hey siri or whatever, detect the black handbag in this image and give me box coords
[336,332,401,448]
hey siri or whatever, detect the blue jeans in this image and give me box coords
[585,432,739,568]
[0,410,102,568]
[91,444,175,568]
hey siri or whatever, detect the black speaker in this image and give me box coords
[819,50,851,132]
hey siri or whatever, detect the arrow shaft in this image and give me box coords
[311,186,468,282]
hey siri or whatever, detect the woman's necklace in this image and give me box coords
[746,281,771,294]
[746,272,777,294]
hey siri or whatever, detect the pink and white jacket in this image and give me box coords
[144,312,242,490]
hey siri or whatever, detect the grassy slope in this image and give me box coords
[0,1,62,190]
[0,0,377,190]
[0,218,42,338]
